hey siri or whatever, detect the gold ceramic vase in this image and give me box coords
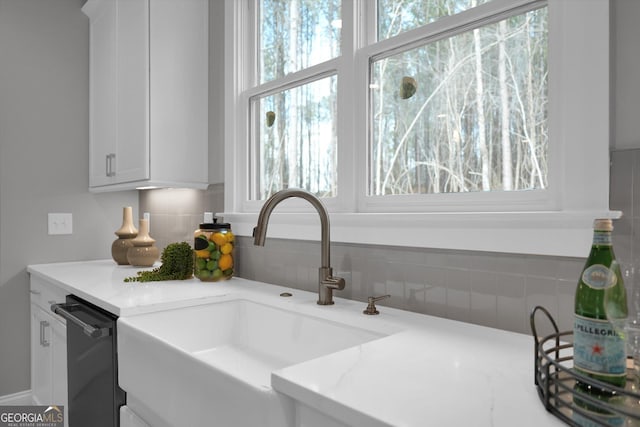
[111,207,138,265]
[126,218,159,267]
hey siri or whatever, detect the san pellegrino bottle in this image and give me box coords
[574,218,628,392]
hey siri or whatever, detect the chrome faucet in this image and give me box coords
[253,188,345,305]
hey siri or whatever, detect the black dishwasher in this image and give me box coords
[51,295,126,427]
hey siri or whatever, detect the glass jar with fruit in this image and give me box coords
[193,221,234,282]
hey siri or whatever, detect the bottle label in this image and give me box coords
[573,315,626,377]
[593,231,612,246]
[581,264,616,289]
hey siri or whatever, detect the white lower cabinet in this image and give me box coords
[30,306,54,404]
[30,277,68,427]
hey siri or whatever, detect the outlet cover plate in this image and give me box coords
[48,213,73,235]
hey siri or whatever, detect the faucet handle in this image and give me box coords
[363,294,391,315]
[323,275,345,290]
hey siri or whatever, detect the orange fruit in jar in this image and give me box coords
[220,243,233,255]
[211,232,227,247]
[225,232,235,243]
[219,254,233,271]
[194,249,210,258]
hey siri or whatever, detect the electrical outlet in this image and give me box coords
[48,213,73,235]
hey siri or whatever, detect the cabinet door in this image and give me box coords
[149,0,208,184]
[31,306,52,405]
[88,0,149,188]
[88,0,117,187]
[114,0,149,184]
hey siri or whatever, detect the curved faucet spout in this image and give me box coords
[253,189,330,268]
[253,188,345,305]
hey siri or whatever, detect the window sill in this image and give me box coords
[223,210,620,258]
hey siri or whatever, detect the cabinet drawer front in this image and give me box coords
[30,276,68,316]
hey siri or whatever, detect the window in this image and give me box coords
[251,74,338,199]
[259,0,341,82]
[224,0,614,257]
[249,0,341,201]
[377,0,492,39]
[370,7,547,196]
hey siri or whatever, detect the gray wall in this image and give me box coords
[614,0,640,150]
[611,149,640,288]
[0,0,138,396]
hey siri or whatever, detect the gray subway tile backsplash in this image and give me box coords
[235,236,582,335]
[138,150,638,336]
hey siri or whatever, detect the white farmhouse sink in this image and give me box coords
[118,298,385,427]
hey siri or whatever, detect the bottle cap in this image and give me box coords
[593,218,613,231]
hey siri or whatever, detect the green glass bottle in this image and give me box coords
[574,218,628,392]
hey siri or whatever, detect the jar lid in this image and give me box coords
[199,222,231,230]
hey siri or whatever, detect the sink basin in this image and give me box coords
[122,298,383,386]
[117,298,385,427]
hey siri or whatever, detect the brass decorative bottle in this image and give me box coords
[111,207,138,265]
[126,218,159,267]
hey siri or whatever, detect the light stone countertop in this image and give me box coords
[27,259,564,427]
[27,259,251,316]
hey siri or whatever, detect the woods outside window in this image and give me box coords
[247,0,549,207]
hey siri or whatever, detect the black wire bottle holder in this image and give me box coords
[531,306,640,426]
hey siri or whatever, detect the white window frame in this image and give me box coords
[223,0,617,257]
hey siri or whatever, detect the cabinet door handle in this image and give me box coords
[106,153,116,177]
[39,320,50,347]
[29,290,41,295]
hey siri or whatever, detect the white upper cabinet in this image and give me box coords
[83,0,208,192]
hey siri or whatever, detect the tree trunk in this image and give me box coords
[473,25,490,191]
[499,20,513,191]
[287,0,300,189]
